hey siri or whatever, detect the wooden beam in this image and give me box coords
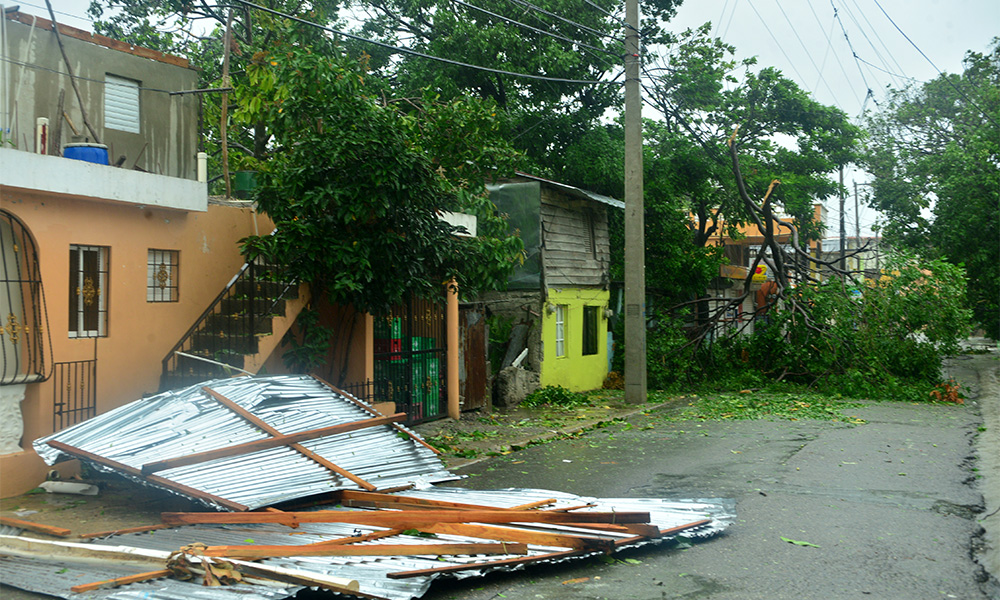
[139,413,406,475]
[200,542,528,559]
[44,440,249,512]
[339,490,551,512]
[201,387,376,491]
[509,499,558,510]
[312,376,442,455]
[387,548,585,579]
[161,509,652,527]
[78,524,171,539]
[0,517,71,538]
[417,522,614,552]
[71,569,172,593]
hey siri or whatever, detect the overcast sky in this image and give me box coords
[35,0,999,235]
[662,0,999,236]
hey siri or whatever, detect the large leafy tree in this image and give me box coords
[346,0,682,173]
[864,40,1000,338]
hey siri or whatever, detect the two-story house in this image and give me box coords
[0,10,308,496]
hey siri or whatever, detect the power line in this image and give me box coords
[806,0,861,106]
[14,1,94,24]
[232,0,621,86]
[744,0,811,92]
[771,0,845,110]
[870,0,997,127]
[0,56,175,93]
[500,0,625,43]
[829,0,877,115]
[449,0,622,61]
[835,0,901,90]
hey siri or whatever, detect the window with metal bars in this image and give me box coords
[147,249,178,302]
[1,210,51,384]
[69,245,109,338]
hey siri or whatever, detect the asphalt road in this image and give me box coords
[422,355,999,600]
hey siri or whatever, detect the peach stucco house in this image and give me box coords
[0,10,307,496]
[0,10,465,497]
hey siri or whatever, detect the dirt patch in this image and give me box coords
[1,474,205,538]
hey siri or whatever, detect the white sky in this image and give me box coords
[36,0,1000,235]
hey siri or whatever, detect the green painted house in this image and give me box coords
[484,174,622,392]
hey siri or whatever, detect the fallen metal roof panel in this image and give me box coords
[33,375,457,510]
[0,487,734,600]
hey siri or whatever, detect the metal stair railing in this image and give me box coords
[160,255,296,390]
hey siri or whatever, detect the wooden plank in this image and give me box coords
[139,413,406,474]
[201,542,529,559]
[387,548,585,579]
[339,490,554,512]
[417,522,614,552]
[161,509,651,527]
[70,569,172,593]
[312,376,442,455]
[508,499,557,510]
[0,517,71,538]
[610,519,712,548]
[78,524,171,539]
[44,440,249,512]
[201,387,376,491]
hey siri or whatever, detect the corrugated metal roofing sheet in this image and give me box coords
[0,487,734,600]
[33,375,457,510]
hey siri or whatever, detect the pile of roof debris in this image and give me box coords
[0,375,734,599]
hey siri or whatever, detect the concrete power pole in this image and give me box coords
[623,0,646,403]
[839,166,846,274]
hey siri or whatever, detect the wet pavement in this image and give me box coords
[417,352,999,600]
[2,349,996,600]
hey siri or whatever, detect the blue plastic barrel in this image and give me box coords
[63,143,109,165]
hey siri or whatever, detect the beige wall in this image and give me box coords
[1,186,271,496]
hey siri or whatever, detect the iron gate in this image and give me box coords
[372,295,446,424]
[53,358,96,431]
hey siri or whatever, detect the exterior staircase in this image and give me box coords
[159,259,307,391]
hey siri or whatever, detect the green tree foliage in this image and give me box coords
[645,26,861,246]
[236,27,524,314]
[864,40,1000,338]
[644,253,971,394]
[347,0,682,173]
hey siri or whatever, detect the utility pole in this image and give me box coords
[623,0,646,404]
[853,181,861,272]
[839,166,846,274]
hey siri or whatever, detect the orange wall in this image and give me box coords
[2,186,271,494]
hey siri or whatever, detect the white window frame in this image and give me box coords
[554,305,567,358]
[69,245,108,338]
[104,74,140,134]
[147,249,179,302]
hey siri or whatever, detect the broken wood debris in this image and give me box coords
[160,508,652,527]
[0,516,72,538]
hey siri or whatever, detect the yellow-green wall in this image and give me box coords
[540,288,610,391]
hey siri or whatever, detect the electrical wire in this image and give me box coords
[448,0,621,60]
[232,0,622,86]
[0,56,176,94]
[829,0,877,115]
[744,0,811,91]
[835,0,902,89]
[14,1,94,24]
[771,0,845,109]
[500,0,625,43]
[871,0,997,127]
[806,0,861,105]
